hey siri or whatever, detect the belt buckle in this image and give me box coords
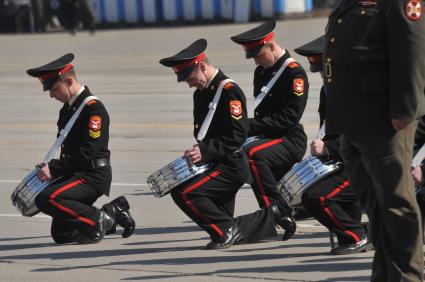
[325,63,332,78]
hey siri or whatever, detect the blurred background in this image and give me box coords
[0,0,338,34]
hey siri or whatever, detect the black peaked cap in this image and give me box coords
[294,35,326,56]
[159,39,207,82]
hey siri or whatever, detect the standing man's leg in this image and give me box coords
[341,123,423,282]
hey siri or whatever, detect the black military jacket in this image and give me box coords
[48,87,111,194]
[195,70,250,183]
[250,50,309,140]
[324,0,425,134]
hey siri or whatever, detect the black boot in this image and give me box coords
[270,200,296,241]
[78,210,115,244]
[206,223,243,250]
[102,196,135,238]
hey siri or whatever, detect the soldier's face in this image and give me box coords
[184,64,208,90]
[49,79,71,103]
[253,45,275,68]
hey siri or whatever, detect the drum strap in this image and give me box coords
[253,57,296,111]
[42,96,99,163]
[197,79,236,142]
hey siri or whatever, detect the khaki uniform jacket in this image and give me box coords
[324,0,425,134]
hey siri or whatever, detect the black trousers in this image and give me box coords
[171,169,276,243]
[35,175,103,243]
[243,138,304,208]
[302,170,365,245]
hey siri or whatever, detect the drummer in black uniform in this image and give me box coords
[230,20,308,211]
[294,36,372,255]
[27,54,135,244]
[159,39,296,249]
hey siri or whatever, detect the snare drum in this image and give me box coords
[11,169,58,217]
[277,155,343,207]
[147,157,212,198]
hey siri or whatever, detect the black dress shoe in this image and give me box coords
[102,196,136,238]
[78,211,115,244]
[330,237,373,255]
[270,200,296,241]
[206,224,243,250]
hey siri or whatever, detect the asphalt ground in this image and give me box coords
[0,18,377,281]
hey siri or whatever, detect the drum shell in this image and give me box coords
[278,155,343,207]
[11,169,56,217]
[147,157,212,198]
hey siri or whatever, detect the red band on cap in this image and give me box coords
[39,64,73,82]
[172,53,206,73]
[243,32,274,51]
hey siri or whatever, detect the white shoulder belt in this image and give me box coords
[196,79,235,142]
[42,96,99,163]
[253,57,296,110]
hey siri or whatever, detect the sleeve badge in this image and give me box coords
[405,0,422,21]
[293,78,304,96]
[88,115,101,139]
[230,100,243,120]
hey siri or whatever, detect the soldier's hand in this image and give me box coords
[184,145,202,164]
[310,139,328,156]
[36,163,51,182]
[391,118,410,131]
[412,166,423,187]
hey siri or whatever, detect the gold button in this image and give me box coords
[337,18,342,23]
[61,153,66,158]
[330,37,335,43]
[361,10,366,15]
[327,78,332,83]
[195,124,199,129]
[327,58,332,63]
[269,93,272,97]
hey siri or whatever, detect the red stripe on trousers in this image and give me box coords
[49,179,96,227]
[248,138,284,208]
[182,170,223,237]
[320,180,360,242]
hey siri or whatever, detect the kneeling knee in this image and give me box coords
[35,192,50,210]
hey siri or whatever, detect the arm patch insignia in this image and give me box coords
[88,115,101,138]
[293,78,304,96]
[230,100,243,120]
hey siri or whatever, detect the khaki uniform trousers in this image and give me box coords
[340,122,423,282]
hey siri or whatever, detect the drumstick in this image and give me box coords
[315,123,326,140]
[412,143,425,169]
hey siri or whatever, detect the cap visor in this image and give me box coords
[42,79,56,91]
[176,66,194,82]
[245,45,264,59]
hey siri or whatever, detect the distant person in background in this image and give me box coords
[30,0,46,32]
[72,0,96,34]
